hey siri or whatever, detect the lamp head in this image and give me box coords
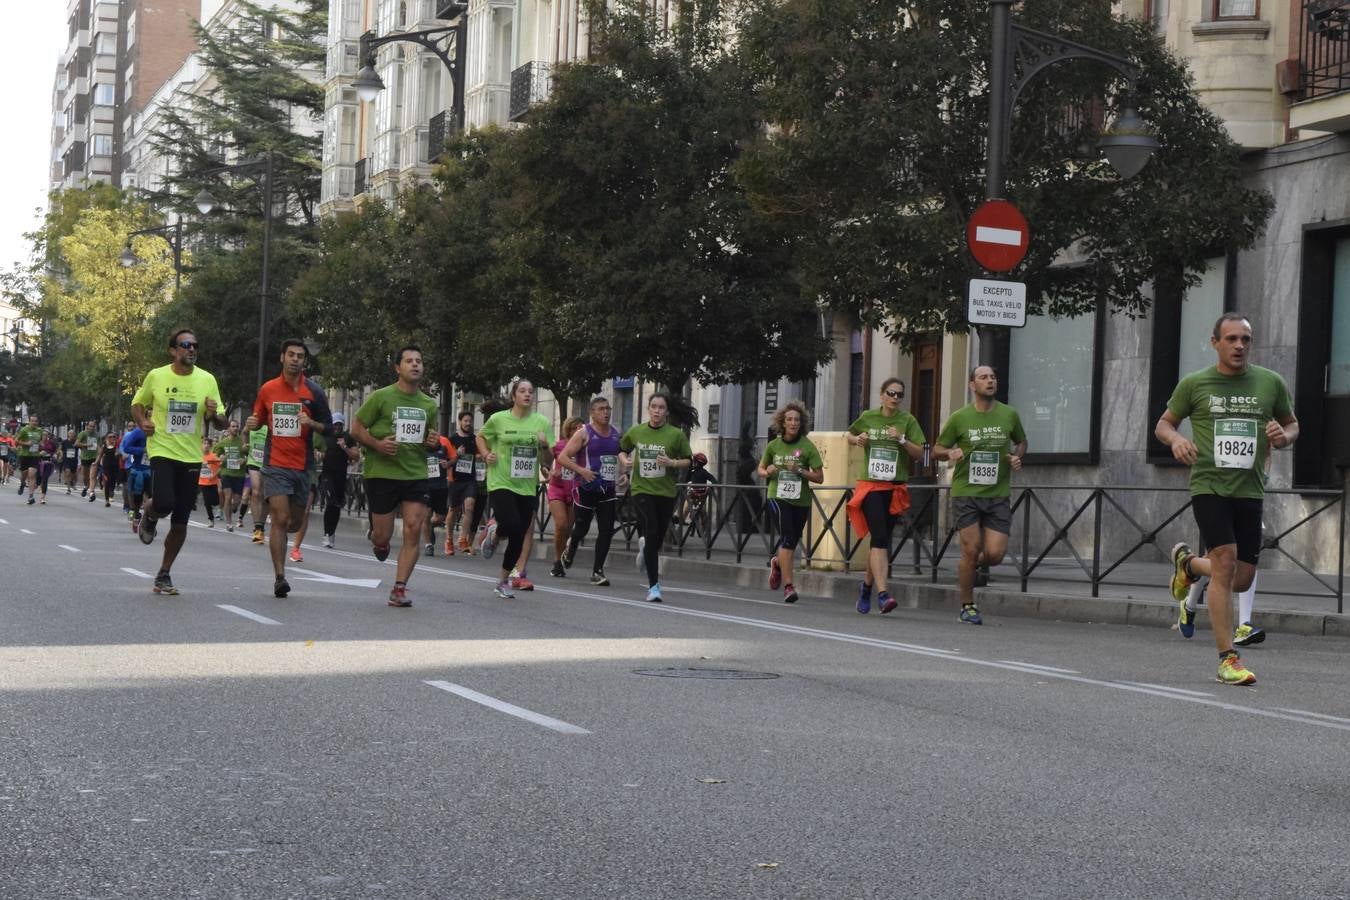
[354,63,385,103]
[194,189,217,215]
[1098,106,1159,180]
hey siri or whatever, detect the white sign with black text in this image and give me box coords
[967,279,1027,328]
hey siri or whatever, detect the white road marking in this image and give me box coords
[1274,708,1350,726]
[59,545,80,553]
[0,518,8,524]
[19,529,34,535]
[1117,681,1215,698]
[121,568,153,579]
[423,680,590,735]
[975,225,1023,246]
[215,605,281,626]
[664,585,795,608]
[289,567,381,589]
[998,660,1080,674]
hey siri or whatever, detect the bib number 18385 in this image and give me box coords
[968,451,1000,486]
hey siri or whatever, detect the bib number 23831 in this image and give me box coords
[867,447,898,481]
[511,445,537,480]
[1215,419,1257,469]
[969,451,1000,486]
[272,402,302,437]
[167,399,197,435]
[393,407,426,444]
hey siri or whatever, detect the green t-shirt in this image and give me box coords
[620,422,692,498]
[1166,364,1293,499]
[130,364,221,464]
[355,384,440,482]
[848,409,926,484]
[480,410,555,496]
[16,426,42,457]
[213,436,247,477]
[759,436,823,507]
[76,430,99,461]
[937,401,1027,498]
[247,426,269,468]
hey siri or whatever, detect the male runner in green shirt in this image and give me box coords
[1155,313,1297,686]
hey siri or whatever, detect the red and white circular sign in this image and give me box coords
[967,200,1030,273]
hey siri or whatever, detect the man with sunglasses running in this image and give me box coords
[131,329,227,595]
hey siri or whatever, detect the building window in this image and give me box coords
[94,83,114,106]
[847,329,865,422]
[763,382,778,414]
[1214,0,1257,19]
[1007,301,1102,460]
[126,11,136,47]
[707,403,720,435]
[1146,0,1168,32]
[1296,228,1350,486]
[92,134,113,157]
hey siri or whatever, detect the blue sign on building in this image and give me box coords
[613,376,635,389]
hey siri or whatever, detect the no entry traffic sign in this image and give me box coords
[967,200,1030,273]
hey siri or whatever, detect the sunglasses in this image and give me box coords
[177,341,199,350]
[883,389,904,399]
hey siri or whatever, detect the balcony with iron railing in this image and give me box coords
[354,157,368,196]
[509,61,552,122]
[427,109,460,160]
[1291,0,1350,131]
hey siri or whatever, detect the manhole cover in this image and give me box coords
[633,668,779,680]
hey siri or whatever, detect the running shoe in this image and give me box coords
[856,581,872,614]
[783,584,799,604]
[590,570,610,586]
[562,546,574,569]
[289,547,303,563]
[81,487,87,497]
[480,520,498,560]
[1216,652,1256,686]
[39,497,46,505]
[960,603,983,625]
[15,482,21,494]
[879,591,898,614]
[1234,622,1266,646]
[424,542,435,557]
[388,585,412,607]
[511,575,534,591]
[207,518,215,528]
[493,581,515,599]
[66,487,72,495]
[373,543,391,562]
[252,528,264,545]
[636,536,646,572]
[152,573,178,596]
[443,539,454,556]
[26,496,35,506]
[550,560,565,578]
[322,534,334,548]
[131,518,139,535]
[105,499,110,507]
[646,583,663,603]
[1170,542,1197,602]
[768,556,782,590]
[127,510,136,522]
[457,537,474,556]
[138,515,157,545]
[1178,599,1197,639]
[226,522,235,533]
[88,494,95,503]
[274,576,291,598]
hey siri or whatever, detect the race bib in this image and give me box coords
[427,456,442,479]
[1215,419,1257,470]
[393,407,426,444]
[867,446,898,481]
[225,451,242,470]
[969,450,1000,486]
[559,465,575,481]
[455,455,474,475]
[475,460,486,482]
[167,399,197,435]
[510,444,537,480]
[199,463,213,480]
[599,455,618,482]
[272,402,302,438]
[776,470,803,500]
[638,447,663,480]
[28,442,38,454]
[249,445,264,466]
[65,449,76,459]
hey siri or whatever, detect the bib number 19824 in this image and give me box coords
[1214,419,1257,469]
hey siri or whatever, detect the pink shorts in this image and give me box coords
[546,480,576,504]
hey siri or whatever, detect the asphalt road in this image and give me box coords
[2,484,1349,899]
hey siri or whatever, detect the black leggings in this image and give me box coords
[634,494,676,586]
[322,473,347,536]
[775,502,810,551]
[861,490,899,550]
[569,497,618,573]
[490,489,537,573]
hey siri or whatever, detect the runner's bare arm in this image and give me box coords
[1155,410,1197,465]
[1009,439,1028,471]
[1268,414,1299,449]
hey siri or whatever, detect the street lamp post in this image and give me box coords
[192,152,276,391]
[119,218,186,297]
[980,0,1160,366]
[352,3,469,132]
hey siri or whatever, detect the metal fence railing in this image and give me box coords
[526,482,1346,613]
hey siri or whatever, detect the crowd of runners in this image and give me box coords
[0,312,1297,685]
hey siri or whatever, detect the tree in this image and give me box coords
[733,0,1273,342]
[474,0,832,397]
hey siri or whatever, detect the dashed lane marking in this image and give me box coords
[215,605,281,626]
[424,680,590,735]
